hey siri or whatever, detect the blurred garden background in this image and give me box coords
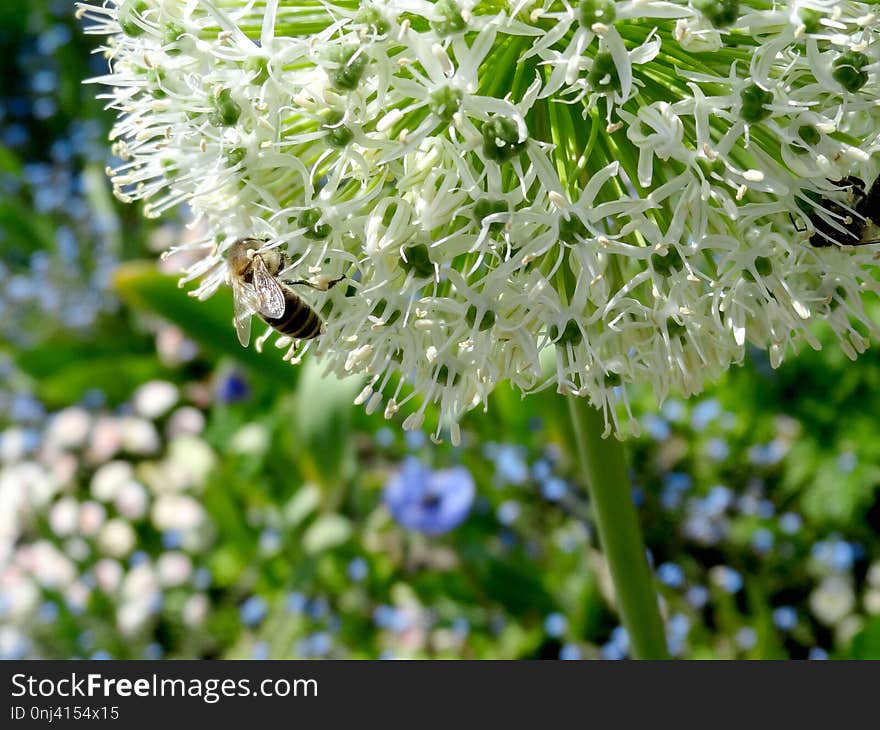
[2,0,880,660]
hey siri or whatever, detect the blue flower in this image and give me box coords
[493,444,528,485]
[347,557,368,582]
[239,596,268,627]
[543,612,568,638]
[540,477,567,502]
[772,606,797,631]
[215,370,250,403]
[383,457,475,536]
[657,562,685,588]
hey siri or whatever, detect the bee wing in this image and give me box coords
[231,277,260,347]
[252,254,286,319]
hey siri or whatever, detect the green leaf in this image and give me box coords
[283,484,322,527]
[0,145,21,176]
[847,617,880,659]
[114,261,297,382]
[289,356,362,486]
[302,514,352,554]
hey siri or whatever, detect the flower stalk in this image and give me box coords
[567,396,668,659]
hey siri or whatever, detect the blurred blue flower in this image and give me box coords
[661,399,686,423]
[532,459,553,481]
[404,430,426,449]
[240,596,268,627]
[663,472,692,494]
[837,452,857,474]
[559,644,582,660]
[704,437,730,461]
[772,606,797,631]
[384,457,475,536]
[144,643,164,660]
[251,641,269,660]
[540,477,567,502]
[496,500,521,526]
[38,601,59,624]
[193,568,212,591]
[657,562,685,589]
[735,627,757,651]
[751,528,775,554]
[642,414,671,441]
[713,566,743,594]
[494,445,528,485]
[543,612,568,638]
[779,512,802,535]
[286,592,307,614]
[691,399,721,431]
[812,538,855,573]
[808,648,829,661]
[373,605,409,633]
[703,485,733,517]
[308,632,332,656]
[347,557,368,582]
[215,371,250,403]
[375,427,395,448]
[91,650,111,660]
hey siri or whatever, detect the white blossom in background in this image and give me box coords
[80,0,880,437]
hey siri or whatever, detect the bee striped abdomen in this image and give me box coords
[262,294,323,339]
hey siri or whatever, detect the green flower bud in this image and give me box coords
[210,88,242,127]
[245,55,269,85]
[355,5,390,35]
[604,371,622,387]
[740,84,774,123]
[401,244,434,278]
[798,8,822,34]
[481,116,527,162]
[754,256,772,277]
[559,214,589,244]
[225,147,247,167]
[119,0,149,37]
[832,51,870,93]
[437,364,461,385]
[326,44,369,91]
[694,0,740,28]
[466,305,496,331]
[372,299,401,325]
[431,0,468,36]
[696,156,726,178]
[587,53,620,93]
[551,320,583,346]
[429,86,463,124]
[299,208,331,239]
[163,21,185,53]
[579,0,616,25]
[651,247,684,276]
[473,198,508,230]
[323,111,354,148]
[797,125,820,146]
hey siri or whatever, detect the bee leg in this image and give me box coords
[282,275,345,291]
[789,213,807,233]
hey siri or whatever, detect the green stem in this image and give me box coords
[566,396,668,660]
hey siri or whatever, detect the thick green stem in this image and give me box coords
[566,397,668,659]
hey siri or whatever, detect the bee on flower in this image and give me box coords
[80,0,880,438]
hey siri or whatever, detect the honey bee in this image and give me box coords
[794,175,880,247]
[227,238,343,347]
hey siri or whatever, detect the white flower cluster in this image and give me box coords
[81,0,880,438]
[0,381,213,653]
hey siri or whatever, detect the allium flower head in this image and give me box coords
[81,0,880,438]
